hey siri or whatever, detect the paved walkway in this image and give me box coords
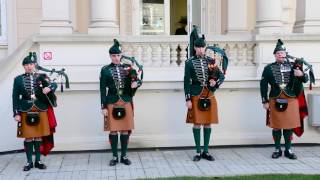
[0,146,320,180]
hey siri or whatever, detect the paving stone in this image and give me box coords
[1,146,320,179]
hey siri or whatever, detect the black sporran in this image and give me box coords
[198,97,211,111]
[275,98,288,112]
[112,106,126,120]
[26,112,40,126]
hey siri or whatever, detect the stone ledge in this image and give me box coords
[255,34,320,41]
[56,79,320,92]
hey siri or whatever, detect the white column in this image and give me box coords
[227,0,249,34]
[293,0,320,33]
[281,0,296,33]
[40,0,73,34]
[7,0,17,53]
[203,0,222,35]
[88,0,119,35]
[255,0,283,34]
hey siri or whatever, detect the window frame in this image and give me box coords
[0,0,7,44]
[133,0,170,35]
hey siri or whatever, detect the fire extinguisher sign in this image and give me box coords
[43,52,53,60]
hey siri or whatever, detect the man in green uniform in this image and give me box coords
[260,39,308,159]
[184,37,225,161]
[100,39,142,166]
[12,53,57,171]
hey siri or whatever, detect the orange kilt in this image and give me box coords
[186,89,218,124]
[104,100,134,131]
[17,106,50,138]
[268,92,300,129]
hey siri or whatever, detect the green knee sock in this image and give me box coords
[109,134,118,157]
[283,129,293,150]
[33,140,42,162]
[272,130,282,150]
[24,141,33,163]
[120,134,129,157]
[203,128,212,153]
[193,128,201,153]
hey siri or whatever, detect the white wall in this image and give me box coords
[2,81,320,152]
[1,35,320,152]
[0,46,8,59]
[0,59,24,151]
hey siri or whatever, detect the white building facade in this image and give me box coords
[0,0,320,152]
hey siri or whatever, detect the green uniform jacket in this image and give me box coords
[260,62,308,103]
[100,63,141,108]
[184,56,225,101]
[12,73,57,116]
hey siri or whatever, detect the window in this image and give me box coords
[0,0,7,43]
[170,0,187,35]
[140,0,165,35]
[134,0,210,35]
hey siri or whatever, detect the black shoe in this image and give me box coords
[34,161,47,169]
[201,152,215,161]
[193,154,201,162]
[271,149,282,159]
[109,156,119,166]
[120,156,131,165]
[23,162,33,171]
[284,149,297,160]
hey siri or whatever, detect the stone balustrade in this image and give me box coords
[120,37,256,68]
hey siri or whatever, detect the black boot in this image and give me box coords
[23,162,33,171]
[271,149,282,159]
[109,156,119,166]
[284,149,297,160]
[120,156,131,165]
[34,161,47,169]
[201,152,215,161]
[193,153,201,162]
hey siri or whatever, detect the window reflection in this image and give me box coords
[140,0,165,35]
[0,3,2,36]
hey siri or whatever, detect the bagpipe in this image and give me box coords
[283,52,315,137]
[32,51,69,156]
[120,55,144,96]
[30,52,70,107]
[189,25,229,75]
[286,53,315,90]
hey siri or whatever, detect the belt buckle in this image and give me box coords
[279,83,286,89]
[118,89,123,96]
[31,94,37,100]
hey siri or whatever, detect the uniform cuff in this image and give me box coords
[185,94,191,101]
[262,96,269,103]
[216,79,222,87]
[13,110,20,117]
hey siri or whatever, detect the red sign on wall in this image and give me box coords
[43,52,53,60]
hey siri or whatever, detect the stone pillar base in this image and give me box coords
[40,21,73,34]
[88,22,119,35]
[293,21,320,34]
[88,27,119,35]
[255,21,283,34]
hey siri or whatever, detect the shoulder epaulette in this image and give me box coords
[101,65,109,70]
[14,74,23,79]
[185,56,196,63]
[267,62,276,67]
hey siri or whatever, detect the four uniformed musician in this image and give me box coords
[184,38,225,161]
[100,39,142,166]
[260,39,309,159]
[12,53,57,171]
